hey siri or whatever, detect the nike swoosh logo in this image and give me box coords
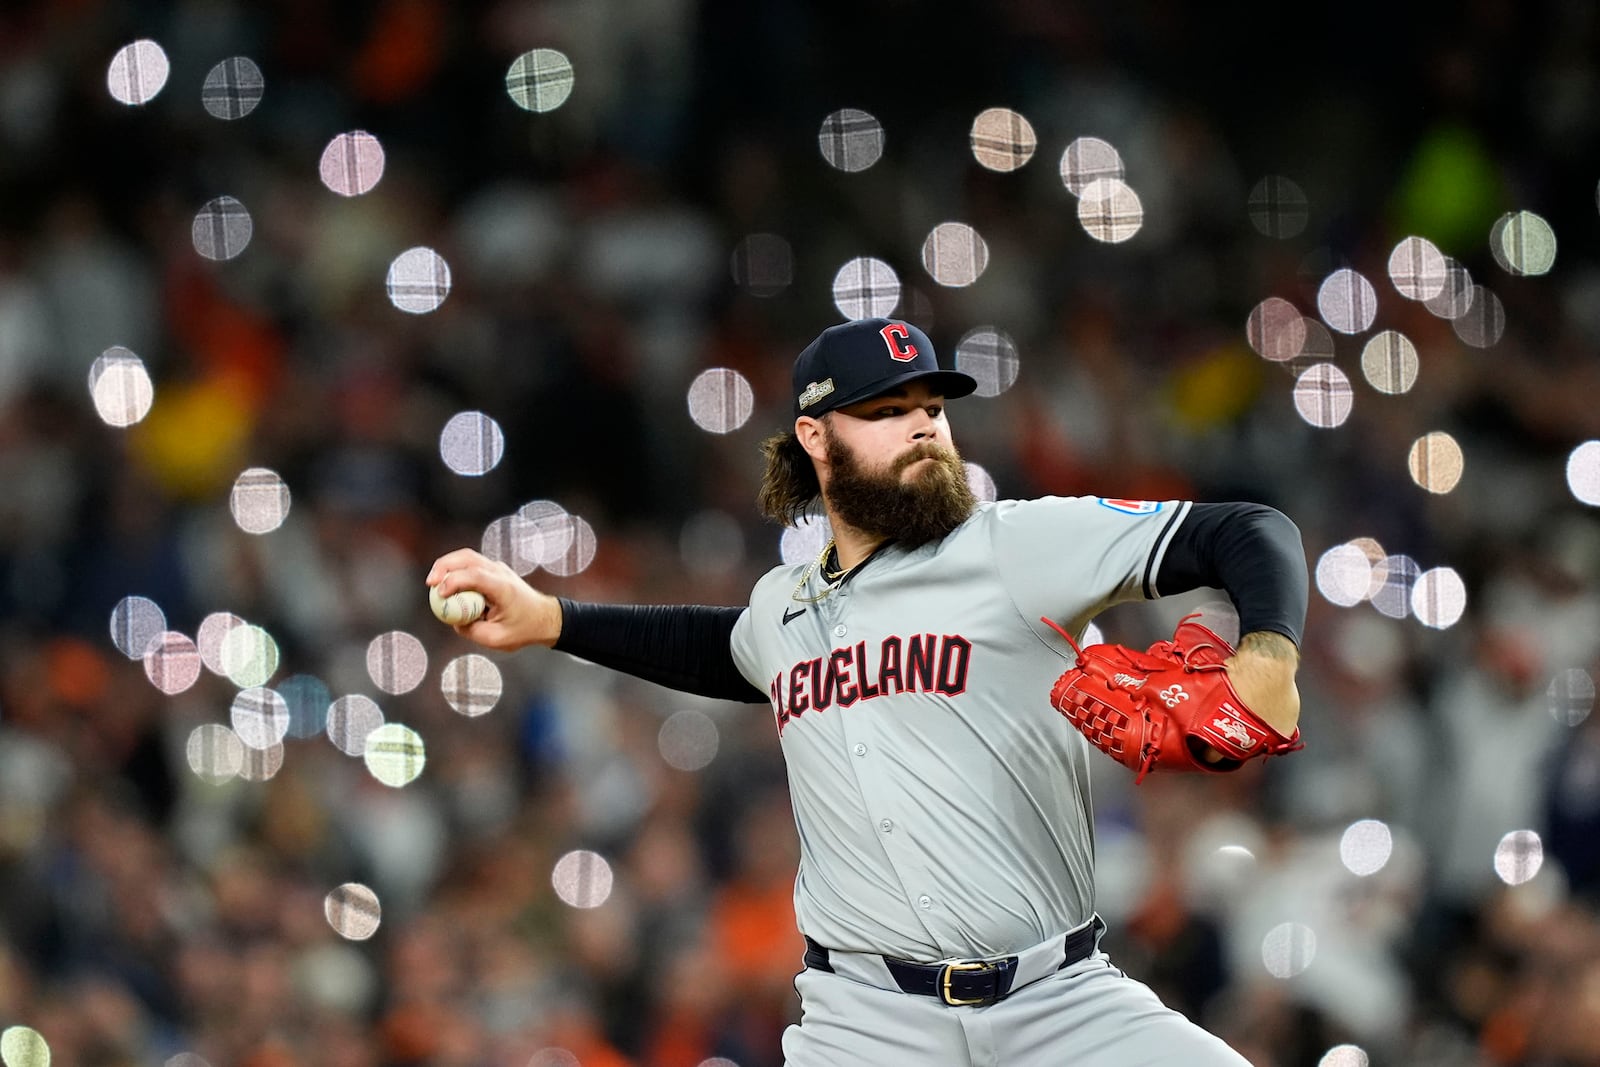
[782,607,806,625]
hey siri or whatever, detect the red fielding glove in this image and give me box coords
[1044,614,1303,783]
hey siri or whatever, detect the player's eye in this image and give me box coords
[927,405,943,418]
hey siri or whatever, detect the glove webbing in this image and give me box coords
[1041,616,1169,782]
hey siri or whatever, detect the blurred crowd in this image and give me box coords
[3,0,1600,1064]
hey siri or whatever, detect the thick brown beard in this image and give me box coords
[822,427,977,549]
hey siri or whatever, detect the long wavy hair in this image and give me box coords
[757,429,821,526]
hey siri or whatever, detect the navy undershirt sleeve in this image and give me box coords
[1155,502,1308,647]
[553,600,769,703]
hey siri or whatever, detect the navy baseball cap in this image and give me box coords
[791,318,978,419]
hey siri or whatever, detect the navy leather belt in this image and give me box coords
[803,916,1104,1008]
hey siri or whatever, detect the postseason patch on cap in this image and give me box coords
[1096,498,1162,515]
[798,378,835,410]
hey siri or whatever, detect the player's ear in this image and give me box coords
[795,415,828,464]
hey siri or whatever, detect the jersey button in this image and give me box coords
[853,743,867,757]
[917,895,933,910]
[833,624,847,638]
[879,819,893,833]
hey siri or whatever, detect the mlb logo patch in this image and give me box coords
[1096,498,1162,515]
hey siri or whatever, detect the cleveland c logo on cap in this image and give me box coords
[880,323,918,362]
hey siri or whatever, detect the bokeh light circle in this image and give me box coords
[965,462,998,502]
[1548,668,1595,727]
[540,514,598,577]
[197,613,247,675]
[1566,441,1600,505]
[191,196,253,261]
[1296,318,1337,364]
[0,1025,50,1067]
[219,623,280,688]
[325,883,382,940]
[1424,260,1475,320]
[144,631,202,694]
[1388,236,1447,301]
[89,346,154,427]
[687,368,755,433]
[107,40,169,105]
[201,57,265,120]
[363,722,427,787]
[1451,286,1506,348]
[551,849,615,908]
[482,515,539,576]
[327,694,385,756]
[1408,432,1464,494]
[230,467,291,534]
[1371,554,1420,619]
[1292,363,1354,428]
[367,631,428,695]
[780,514,832,565]
[832,257,900,319]
[231,687,291,750]
[1493,830,1543,885]
[519,500,577,566]
[1246,298,1306,362]
[386,247,452,314]
[1317,268,1379,334]
[819,108,884,172]
[1350,537,1390,601]
[186,724,245,785]
[1316,543,1375,608]
[1493,210,1557,276]
[1059,136,1124,196]
[110,595,167,659]
[439,411,506,476]
[1261,922,1317,978]
[1339,819,1393,876]
[441,654,502,717]
[971,108,1037,172]
[922,222,989,286]
[955,328,1020,397]
[1077,178,1143,243]
[279,674,333,738]
[164,1055,212,1067]
[506,49,575,112]
[1411,567,1466,629]
[1247,175,1309,239]
[1360,331,1418,394]
[658,709,720,771]
[318,131,385,196]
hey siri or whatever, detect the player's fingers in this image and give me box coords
[426,548,492,586]
[437,564,561,650]
[432,558,515,599]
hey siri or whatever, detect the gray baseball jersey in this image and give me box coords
[729,495,1193,961]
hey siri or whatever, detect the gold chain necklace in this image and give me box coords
[790,538,843,604]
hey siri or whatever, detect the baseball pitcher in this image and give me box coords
[428,317,1308,1066]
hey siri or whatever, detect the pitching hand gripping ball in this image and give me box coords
[429,583,486,626]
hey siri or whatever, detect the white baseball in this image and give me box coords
[429,583,486,626]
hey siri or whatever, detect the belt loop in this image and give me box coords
[803,935,834,973]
